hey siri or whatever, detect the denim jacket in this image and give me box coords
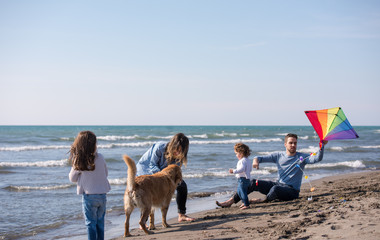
[136,142,168,176]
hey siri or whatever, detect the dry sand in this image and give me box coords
[112,170,380,240]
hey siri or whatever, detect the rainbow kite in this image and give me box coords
[305,107,359,146]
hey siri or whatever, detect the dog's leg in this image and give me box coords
[140,208,154,235]
[124,206,134,237]
[161,205,170,228]
[148,208,156,230]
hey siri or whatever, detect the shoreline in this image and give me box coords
[110,170,380,239]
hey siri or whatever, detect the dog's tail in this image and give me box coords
[123,155,136,192]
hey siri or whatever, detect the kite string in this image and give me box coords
[279,155,316,200]
[279,154,311,180]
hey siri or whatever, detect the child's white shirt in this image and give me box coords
[233,157,252,179]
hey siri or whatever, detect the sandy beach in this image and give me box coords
[112,170,380,240]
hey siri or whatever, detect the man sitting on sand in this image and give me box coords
[216,133,328,207]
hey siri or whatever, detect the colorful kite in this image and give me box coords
[305,107,359,147]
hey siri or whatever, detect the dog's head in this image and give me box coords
[163,164,182,186]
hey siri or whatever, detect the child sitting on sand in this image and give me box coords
[229,143,252,210]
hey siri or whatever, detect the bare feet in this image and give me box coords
[216,198,234,208]
[239,204,250,210]
[178,214,195,222]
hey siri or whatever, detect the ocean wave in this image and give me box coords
[108,178,127,185]
[108,168,274,183]
[98,135,139,141]
[0,159,69,167]
[0,137,283,152]
[5,184,73,191]
[60,137,71,141]
[276,133,288,136]
[190,138,282,145]
[184,168,274,179]
[184,171,230,178]
[191,134,208,139]
[298,146,320,153]
[98,142,156,149]
[98,135,173,141]
[306,160,366,169]
[360,145,380,149]
[256,151,278,155]
[330,146,345,151]
[0,145,70,152]
[213,132,238,137]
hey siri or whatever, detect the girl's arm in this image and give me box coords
[232,160,245,174]
[69,167,81,183]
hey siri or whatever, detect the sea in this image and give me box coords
[0,125,379,240]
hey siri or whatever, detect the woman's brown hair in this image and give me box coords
[165,133,189,166]
[69,131,97,171]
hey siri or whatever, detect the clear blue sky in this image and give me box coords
[1,1,379,125]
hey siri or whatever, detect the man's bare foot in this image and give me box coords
[178,214,195,222]
[216,198,234,208]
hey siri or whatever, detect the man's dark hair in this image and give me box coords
[285,133,298,143]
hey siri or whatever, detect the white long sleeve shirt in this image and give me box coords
[69,153,111,195]
[233,157,252,179]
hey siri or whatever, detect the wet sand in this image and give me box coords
[112,170,380,239]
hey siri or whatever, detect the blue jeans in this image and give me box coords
[237,177,250,206]
[233,179,299,203]
[82,194,107,240]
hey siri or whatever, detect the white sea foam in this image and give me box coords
[257,151,278,155]
[184,171,230,178]
[298,146,320,153]
[330,146,345,151]
[98,135,139,141]
[360,145,380,149]
[191,134,208,139]
[108,178,127,185]
[251,169,273,175]
[213,132,238,137]
[0,145,70,152]
[0,159,69,167]
[182,168,274,179]
[7,184,73,191]
[98,135,173,141]
[98,142,156,149]
[299,136,309,140]
[276,133,288,136]
[306,160,366,169]
[190,138,282,145]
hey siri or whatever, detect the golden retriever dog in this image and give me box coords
[123,155,182,237]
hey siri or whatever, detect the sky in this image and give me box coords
[1,0,379,126]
